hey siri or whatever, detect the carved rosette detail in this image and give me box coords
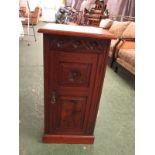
[68,69,81,82]
[73,40,81,48]
[56,40,64,47]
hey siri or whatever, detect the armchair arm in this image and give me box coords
[114,37,135,59]
[110,38,123,63]
[114,38,124,49]
[120,37,135,42]
[118,38,135,49]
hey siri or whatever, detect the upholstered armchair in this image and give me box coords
[113,22,135,75]
[22,6,41,25]
[107,20,131,67]
[99,17,135,74]
[114,38,135,75]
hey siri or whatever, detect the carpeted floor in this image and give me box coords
[19,22,135,155]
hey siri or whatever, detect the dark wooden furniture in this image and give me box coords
[38,24,115,144]
[84,0,108,26]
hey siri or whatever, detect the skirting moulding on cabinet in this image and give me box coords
[38,23,115,144]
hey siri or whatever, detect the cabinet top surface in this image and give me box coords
[38,23,116,40]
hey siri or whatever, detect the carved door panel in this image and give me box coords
[48,51,98,134]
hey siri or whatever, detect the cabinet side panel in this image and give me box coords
[43,34,55,133]
[86,40,111,134]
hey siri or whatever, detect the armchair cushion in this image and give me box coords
[122,22,135,39]
[109,21,130,37]
[118,48,135,67]
[116,48,135,74]
[99,19,113,29]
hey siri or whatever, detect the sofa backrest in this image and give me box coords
[122,22,135,39]
[109,21,130,38]
[99,16,135,38]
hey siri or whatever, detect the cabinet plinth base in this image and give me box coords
[42,134,94,144]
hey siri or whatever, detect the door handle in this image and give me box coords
[50,91,57,104]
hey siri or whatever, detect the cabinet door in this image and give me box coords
[47,51,98,135]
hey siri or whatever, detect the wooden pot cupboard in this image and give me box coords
[38,24,115,144]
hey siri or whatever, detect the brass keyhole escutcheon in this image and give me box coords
[51,91,57,104]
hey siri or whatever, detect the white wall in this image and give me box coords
[41,0,62,22]
[19,0,41,11]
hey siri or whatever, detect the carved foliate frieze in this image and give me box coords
[49,35,107,53]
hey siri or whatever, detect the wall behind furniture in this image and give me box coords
[72,0,134,17]
[107,0,135,17]
[40,0,63,22]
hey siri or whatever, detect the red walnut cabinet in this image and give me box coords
[38,24,115,144]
